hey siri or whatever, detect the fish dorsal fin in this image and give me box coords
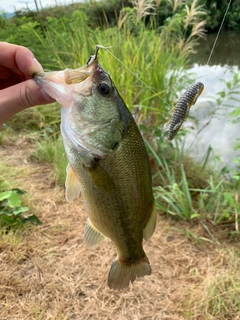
[65,164,81,203]
[143,203,157,241]
[84,218,106,248]
[86,163,115,193]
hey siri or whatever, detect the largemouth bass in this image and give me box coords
[34,49,156,290]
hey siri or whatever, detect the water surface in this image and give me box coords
[183,31,240,170]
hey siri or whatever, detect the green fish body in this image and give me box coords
[34,54,156,290]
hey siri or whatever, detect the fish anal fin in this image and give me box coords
[65,163,81,203]
[84,218,106,248]
[143,203,157,241]
[108,255,151,290]
[86,163,115,193]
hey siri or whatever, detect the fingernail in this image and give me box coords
[32,58,44,72]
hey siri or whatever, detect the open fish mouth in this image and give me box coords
[32,46,102,104]
[33,46,100,83]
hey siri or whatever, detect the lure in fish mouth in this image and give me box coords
[34,47,156,290]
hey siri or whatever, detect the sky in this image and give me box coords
[0,0,83,14]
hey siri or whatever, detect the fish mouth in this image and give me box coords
[33,58,98,85]
[33,47,99,84]
[33,54,100,106]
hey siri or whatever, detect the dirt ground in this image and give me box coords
[1,138,240,320]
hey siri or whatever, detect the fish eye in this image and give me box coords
[97,82,111,96]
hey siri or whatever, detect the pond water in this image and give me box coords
[182,31,240,170]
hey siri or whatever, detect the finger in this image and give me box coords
[0,79,55,127]
[0,42,43,78]
[0,71,25,89]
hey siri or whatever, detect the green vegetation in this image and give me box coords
[199,0,240,31]
[144,126,240,241]
[1,0,239,32]
[0,161,41,230]
[30,135,68,186]
[0,188,41,227]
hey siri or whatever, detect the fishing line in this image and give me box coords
[199,0,232,79]
[186,0,232,152]
[206,0,232,66]
[97,45,172,109]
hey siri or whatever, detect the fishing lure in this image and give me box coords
[168,82,204,140]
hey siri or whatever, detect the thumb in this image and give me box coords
[0,79,55,127]
[17,79,54,107]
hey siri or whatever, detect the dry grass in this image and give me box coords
[130,0,157,20]
[167,0,186,13]
[0,137,240,320]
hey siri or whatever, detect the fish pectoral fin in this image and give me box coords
[65,163,81,203]
[86,163,115,193]
[108,255,151,290]
[84,218,106,248]
[143,203,157,241]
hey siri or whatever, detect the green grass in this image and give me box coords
[31,136,68,186]
[5,103,61,133]
[143,128,240,240]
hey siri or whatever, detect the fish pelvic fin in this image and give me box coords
[108,255,151,290]
[65,164,81,203]
[143,203,157,241]
[84,218,106,248]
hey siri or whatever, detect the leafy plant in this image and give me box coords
[0,189,41,227]
[226,73,240,124]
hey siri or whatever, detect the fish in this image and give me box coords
[33,48,156,290]
[168,82,204,140]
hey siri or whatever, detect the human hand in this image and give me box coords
[0,42,55,129]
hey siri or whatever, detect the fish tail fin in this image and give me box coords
[107,255,151,290]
